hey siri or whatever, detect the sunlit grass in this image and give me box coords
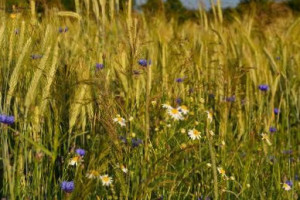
[0,1,299,199]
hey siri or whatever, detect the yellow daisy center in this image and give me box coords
[171,109,179,114]
[193,130,200,136]
[72,156,80,162]
[102,176,110,182]
[117,117,123,122]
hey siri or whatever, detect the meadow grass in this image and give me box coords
[0,1,299,199]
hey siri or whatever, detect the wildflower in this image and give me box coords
[120,165,128,173]
[31,54,43,60]
[246,184,251,188]
[100,175,113,186]
[0,114,15,125]
[162,103,172,109]
[209,93,215,99]
[282,180,292,191]
[59,27,68,33]
[274,108,279,115]
[217,167,226,177]
[261,133,272,146]
[75,148,86,157]
[119,136,128,144]
[96,63,104,70]
[155,127,159,131]
[205,111,213,123]
[188,129,201,140]
[61,181,75,193]
[131,132,136,137]
[180,143,187,149]
[175,78,184,83]
[180,128,186,134]
[269,127,277,133]
[138,59,151,67]
[200,98,205,104]
[178,105,189,115]
[207,163,212,167]
[86,170,100,179]
[167,107,184,120]
[131,138,142,148]
[129,116,134,121]
[166,124,171,128]
[151,101,157,106]
[209,130,215,136]
[69,156,81,166]
[221,140,226,146]
[10,13,17,19]
[113,115,126,127]
[225,96,235,102]
[230,176,235,181]
[258,84,269,91]
[176,98,182,105]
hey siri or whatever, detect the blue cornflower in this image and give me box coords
[59,27,68,33]
[61,181,74,193]
[176,78,184,83]
[269,127,277,133]
[258,84,269,91]
[96,63,104,70]
[120,136,127,144]
[31,54,43,60]
[225,96,236,102]
[0,114,15,125]
[75,148,85,157]
[282,150,293,155]
[132,138,142,148]
[176,98,182,105]
[138,59,151,67]
[274,108,279,115]
[286,180,293,187]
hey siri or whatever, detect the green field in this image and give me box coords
[0,1,299,199]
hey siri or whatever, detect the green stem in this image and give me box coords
[206,121,219,200]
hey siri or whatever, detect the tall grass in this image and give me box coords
[0,1,299,199]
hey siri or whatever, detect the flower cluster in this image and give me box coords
[0,114,15,125]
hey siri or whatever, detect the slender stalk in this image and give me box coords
[206,120,219,200]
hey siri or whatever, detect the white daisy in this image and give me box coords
[178,105,189,115]
[217,167,226,177]
[100,174,113,186]
[162,103,172,109]
[69,156,81,166]
[86,170,100,179]
[167,108,184,120]
[113,115,126,127]
[282,182,292,191]
[120,165,128,173]
[188,129,201,140]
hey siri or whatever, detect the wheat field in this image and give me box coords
[0,0,299,199]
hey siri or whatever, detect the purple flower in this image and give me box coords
[59,27,68,33]
[132,138,142,148]
[120,136,127,144]
[138,59,151,67]
[176,98,182,105]
[96,63,104,70]
[225,96,235,102]
[176,78,184,83]
[282,150,293,155]
[269,127,277,133]
[31,54,43,60]
[61,181,74,193]
[295,174,299,181]
[258,84,269,91]
[276,56,280,60]
[75,148,85,157]
[0,114,15,125]
[285,180,293,187]
[274,108,279,115]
